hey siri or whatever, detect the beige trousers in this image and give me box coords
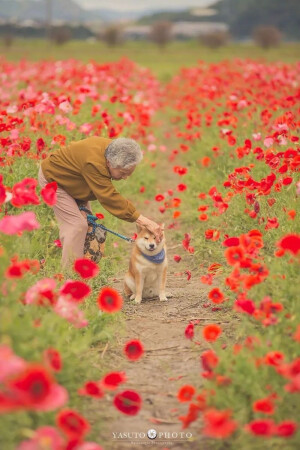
[38,166,90,269]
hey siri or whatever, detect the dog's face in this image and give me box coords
[135,226,165,253]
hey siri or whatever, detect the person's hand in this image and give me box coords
[136,215,163,243]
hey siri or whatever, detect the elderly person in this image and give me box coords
[38,136,162,268]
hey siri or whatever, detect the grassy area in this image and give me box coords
[1,39,300,81]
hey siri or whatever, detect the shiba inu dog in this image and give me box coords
[124,225,169,304]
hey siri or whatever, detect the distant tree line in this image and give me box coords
[0,23,94,40]
[138,0,300,40]
[0,21,289,50]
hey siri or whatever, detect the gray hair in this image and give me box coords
[105,138,143,169]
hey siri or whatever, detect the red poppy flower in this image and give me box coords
[56,409,90,438]
[293,325,300,342]
[235,298,255,315]
[264,351,284,366]
[177,183,187,192]
[205,229,220,241]
[43,348,62,372]
[282,177,293,185]
[216,375,232,386]
[182,233,191,250]
[201,274,213,285]
[11,178,40,207]
[201,156,211,167]
[287,210,296,220]
[185,270,192,281]
[198,214,208,221]
[173,255,181,263]
[173,165,188,175]
[265,217,279,230]
[208,288,225,304]
[276,421,297,437]
[172,198,181,207]
[245,419,275,436]
[8,364,53,405]
[202,324,222,342]
[97,287,123,313]
[155,194,164,202]
[277,233,300,255]
[203,409,237,438]
[267,198,276,206]
[177,385,196,402]
[73,258,99,279]
[208,263,222,273]
[124,340,144,361]
[225,246,245,266]
[185,323,194,340]
[113,390,142,415]
[36,138,45,153]
[60,280,91,302]
[41,182,57,206]
[179,402,201,429]
[101,371,127,390]
[78,381,104,398]
[201,349,219,372]
[253,397,275,415]
[223,237,240,247]
[5,261,27,278]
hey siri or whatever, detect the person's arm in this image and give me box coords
[83,163,139,222]
[83,163,163,241]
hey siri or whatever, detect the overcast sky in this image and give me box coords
[74,0,217,11]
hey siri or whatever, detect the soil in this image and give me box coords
[95,248,213,450]
[91,170,220,449]
[91,145,220,450]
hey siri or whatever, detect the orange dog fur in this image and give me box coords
[124,225,170,304]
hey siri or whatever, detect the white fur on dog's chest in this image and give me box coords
[136,254,166,278]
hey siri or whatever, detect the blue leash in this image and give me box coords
[79,206,134,243]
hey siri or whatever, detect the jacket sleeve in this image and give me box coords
[82,163,140,222]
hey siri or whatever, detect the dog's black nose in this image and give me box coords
[149,243,155,249]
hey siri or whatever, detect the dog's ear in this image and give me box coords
[136,223,142,233]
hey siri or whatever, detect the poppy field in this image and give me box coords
[0,46,299,450]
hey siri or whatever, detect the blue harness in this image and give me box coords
[141,248,165,264]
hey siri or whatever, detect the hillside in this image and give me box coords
[138,0,300,39]
[214,0,300,39]
[137,8,223,25]
[0,0,84,22]
[0,0,158,23]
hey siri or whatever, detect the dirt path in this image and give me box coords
[91,140,219,449]
[96,242,212,450]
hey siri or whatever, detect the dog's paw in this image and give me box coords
[129,294,135,301]
[166,292,173,298]
[159,294,168,302]
[134,297,142,304]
